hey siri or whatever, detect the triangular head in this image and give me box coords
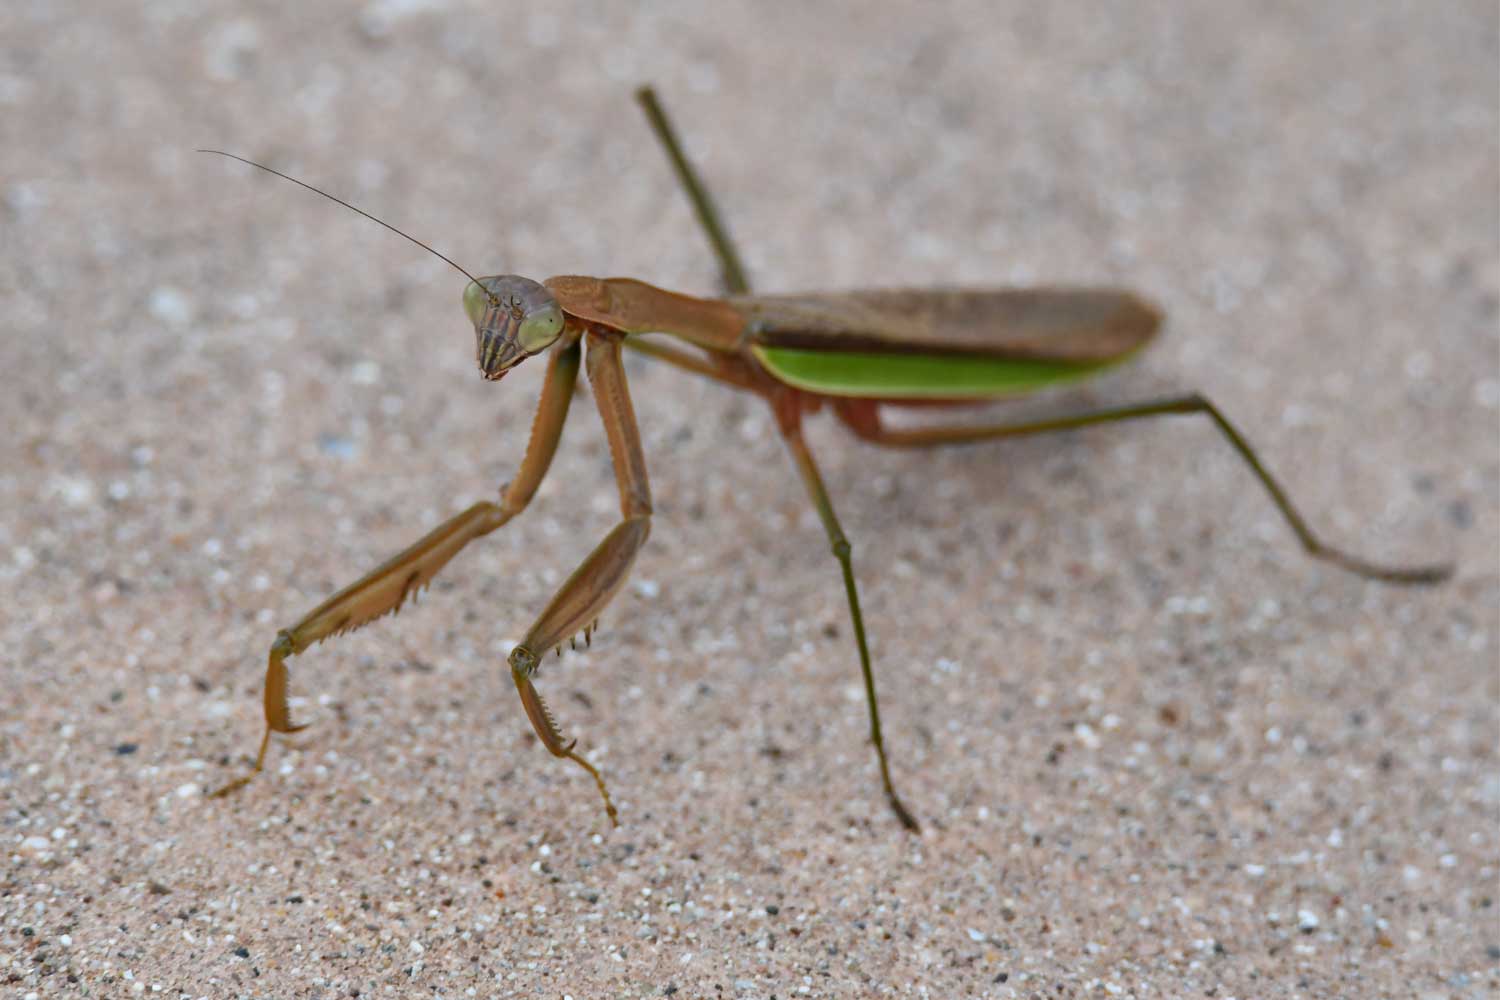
[463,276,566,380]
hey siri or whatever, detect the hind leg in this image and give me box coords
[834,396,1450,585]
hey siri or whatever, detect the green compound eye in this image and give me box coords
[462,280,493,328]
[518,302,564,353]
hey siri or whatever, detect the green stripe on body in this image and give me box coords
[752,345,1119,400]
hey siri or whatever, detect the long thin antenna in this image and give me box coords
[198,149,489,293]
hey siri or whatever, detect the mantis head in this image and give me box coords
[464,276,566,381]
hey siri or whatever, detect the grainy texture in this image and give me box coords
[2,2,1496,997]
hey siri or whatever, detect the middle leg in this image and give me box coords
[774,393,921,831]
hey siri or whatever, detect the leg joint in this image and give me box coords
[1179,392,1211,414]
[625,495,653,519]
[831,537,851,562]
[509,644,539,679]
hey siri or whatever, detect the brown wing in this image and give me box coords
[732,287,1162,362]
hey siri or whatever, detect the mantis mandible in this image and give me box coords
[208,87,1451,831]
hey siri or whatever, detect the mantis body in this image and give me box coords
[210,88,1450,831]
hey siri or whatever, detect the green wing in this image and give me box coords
[751,345,1128,399]
[738,287,1161,400]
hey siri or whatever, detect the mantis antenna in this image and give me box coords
[198,149,498,304]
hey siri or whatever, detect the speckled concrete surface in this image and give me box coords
[3,3,1497,998]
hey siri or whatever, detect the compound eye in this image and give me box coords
[517,302,564,353]
[462,280,495,327]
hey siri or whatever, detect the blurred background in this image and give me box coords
[2,2,1496,997]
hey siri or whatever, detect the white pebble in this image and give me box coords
[53,476,96,508]
[148,286,196,327]
[351,360,382,385]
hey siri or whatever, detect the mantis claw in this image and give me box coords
[511,644,618,825]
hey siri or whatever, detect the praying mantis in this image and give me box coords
[208,87,1451,831]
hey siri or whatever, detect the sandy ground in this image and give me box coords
[2,2,1497,997]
